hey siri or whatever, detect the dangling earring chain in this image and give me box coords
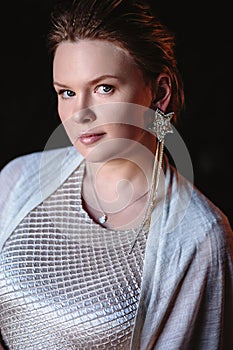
[129,107,174,253]
[85,162,149,225]
[128,141,163,253]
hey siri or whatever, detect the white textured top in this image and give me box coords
[0,161,147,349]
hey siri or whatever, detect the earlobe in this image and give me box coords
[152,74,171,112]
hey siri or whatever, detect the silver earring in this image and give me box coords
[147,107,174,142]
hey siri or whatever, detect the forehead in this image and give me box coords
[53,39,137,81]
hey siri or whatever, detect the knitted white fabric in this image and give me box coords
[0,162,148,349]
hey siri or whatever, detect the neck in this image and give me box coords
[82,156,153,228]
[82,140,159,229]
[85,157,153,201]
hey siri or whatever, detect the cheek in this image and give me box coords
[126,125,145,140]
[58,102,72,123]
[57,104,78,144]
[136,88,152,107]
[108,124,144,141]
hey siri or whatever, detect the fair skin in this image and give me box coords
[53,39,171,229]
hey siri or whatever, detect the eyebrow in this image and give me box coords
[53,74,120,88]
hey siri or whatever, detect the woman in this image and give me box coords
[0,0,232,349]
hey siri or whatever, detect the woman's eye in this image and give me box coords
[58,89,75,99]
[95,84,114,94]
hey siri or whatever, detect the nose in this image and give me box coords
[72,107,97,124]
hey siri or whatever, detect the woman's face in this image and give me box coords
[53,39,153,161]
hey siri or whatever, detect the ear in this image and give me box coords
[152,74,171,111]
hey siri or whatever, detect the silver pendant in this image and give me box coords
[99,214,107,224]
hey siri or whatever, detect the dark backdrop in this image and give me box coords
[0,0,232,227]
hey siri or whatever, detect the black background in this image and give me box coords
[0,1,232,227]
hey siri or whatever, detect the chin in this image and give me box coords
[75,137,150,164]
[83,148,119,164]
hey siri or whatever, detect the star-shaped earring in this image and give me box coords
[147,108,174,142]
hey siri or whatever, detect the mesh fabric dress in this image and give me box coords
[0,161,148,350]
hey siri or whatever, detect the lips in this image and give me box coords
[79,132,106,145]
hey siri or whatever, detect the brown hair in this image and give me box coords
[48,0,184,119]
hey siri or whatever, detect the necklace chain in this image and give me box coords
[85,162,149,225]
